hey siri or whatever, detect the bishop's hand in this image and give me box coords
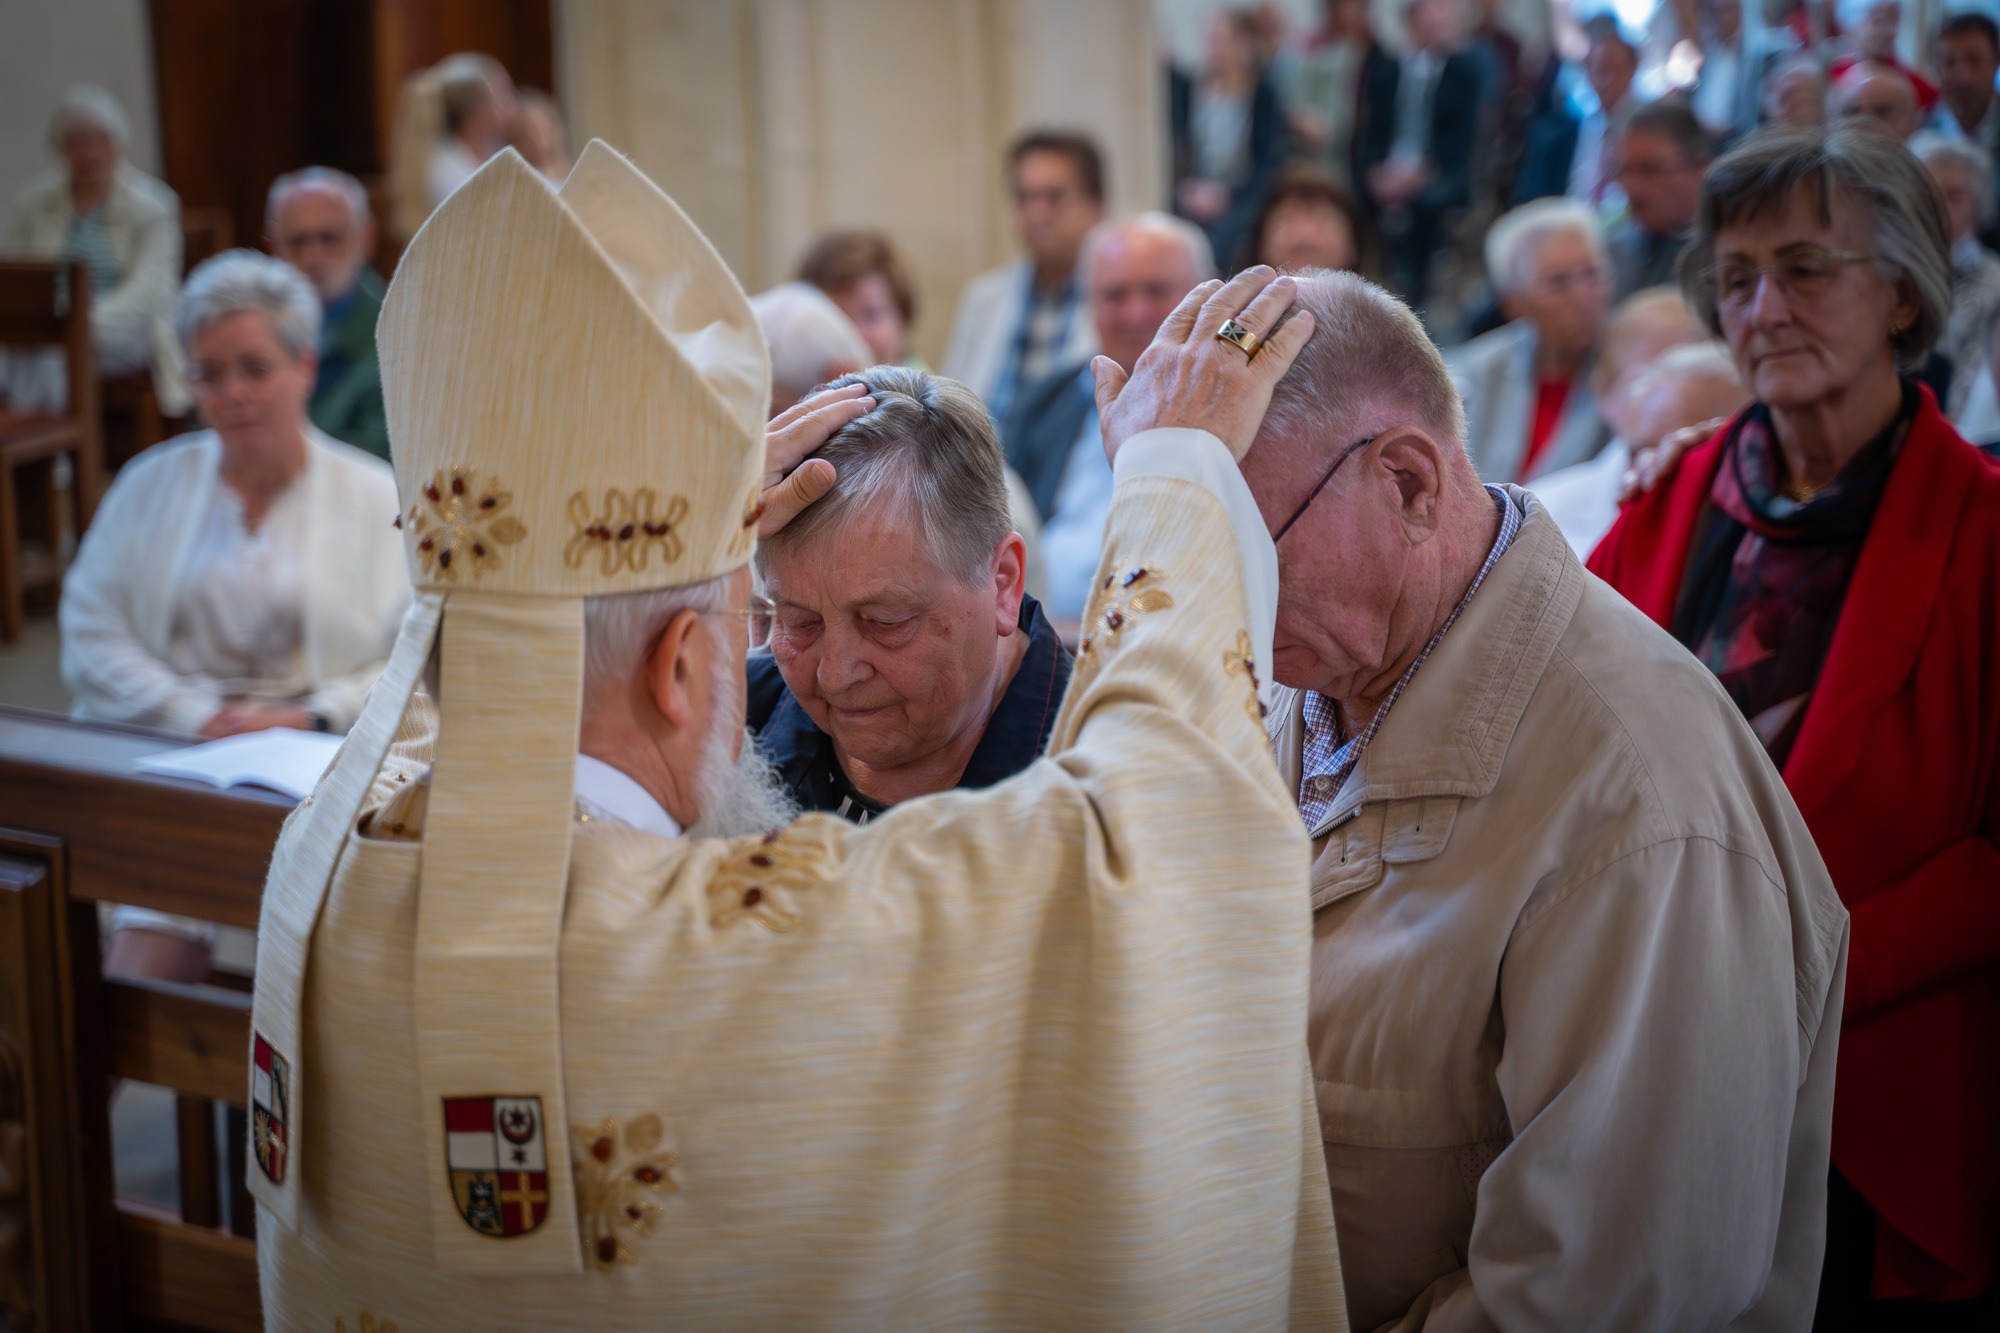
[1091,266,1315,466]
[758,382,876,539]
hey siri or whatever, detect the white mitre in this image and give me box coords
[248,141,769,1271]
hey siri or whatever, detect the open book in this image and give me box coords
[134,728,346,800]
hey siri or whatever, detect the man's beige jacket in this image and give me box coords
[1272,491,1848,1331]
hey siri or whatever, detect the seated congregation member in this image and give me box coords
[1179,264,1845,1329]
[1591,123,2000,1321]
[386,52,518,242]
[60,249,408,735]
[749,370,1070,822]
[1763,53,1830,131]
[1913,133,2000,419]
[941,131,1104,422]
[4,85,187,415]
[750,281,873,416]
[267,167,390,459]
[1448,197,1612,482]
[511,88,571,185]
[63,250,407,984]
[1353,0,1479,302]
[252,144,1344,1325]
[1254,170,1361,273]
[1536,339,1749,556]
[1607,99,1710,301]
[1833,61,1922,142]
[797,229,922,367]
[1006,213,1212,622]
[1828,0,1938,112]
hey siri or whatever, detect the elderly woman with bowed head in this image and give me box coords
[1589,125,2000,1324]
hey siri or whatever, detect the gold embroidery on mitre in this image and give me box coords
[406,469,527,581]
[1224,629,1268,722]
[705,818,839,933]
[564,488,692,575]
[574,1113,681,1269]
[1074,563,1177,686]
[333,1313,398,1333]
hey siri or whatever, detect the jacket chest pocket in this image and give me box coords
[1309,795,1462,912]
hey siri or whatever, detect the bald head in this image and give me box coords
[1086,214,1214,372]
[1623,343,1751,451]
[1836,62,1920,140]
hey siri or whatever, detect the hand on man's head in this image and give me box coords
[758,382,876,539]
[1091,266,1316,465]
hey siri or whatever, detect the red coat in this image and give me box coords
[1589,387,2000,1301]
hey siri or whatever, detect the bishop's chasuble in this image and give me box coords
[248,142,1346,1330]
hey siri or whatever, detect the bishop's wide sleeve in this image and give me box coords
[545,427,1345,1328]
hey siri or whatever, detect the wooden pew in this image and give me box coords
[0,705,290,1331]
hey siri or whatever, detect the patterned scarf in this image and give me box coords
[1670,385,1911,767]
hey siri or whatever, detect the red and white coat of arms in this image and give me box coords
[443,1095,549,1237]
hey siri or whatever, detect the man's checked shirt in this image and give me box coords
[1297,486,1521,830]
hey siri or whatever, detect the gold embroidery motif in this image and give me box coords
[564,489,692,574]
[1224,630,1267,722]
[573,1114,680,1269]
[334,1313,398,1333]
[406,469,527,581]
[1074,564,1177,685]
[705,818,840,932]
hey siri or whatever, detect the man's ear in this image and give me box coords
[1374,427,1450,538]
[992,531,1029,635]
[643,608,706,729]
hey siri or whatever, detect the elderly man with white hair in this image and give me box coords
[1449,199,1612,484]
[1005,211,1215,623]
[4,85,188,413]
[1913,133,2000,419]
[750,280,874,416]
[1105,265,1844,1327]
[267,166,391,459]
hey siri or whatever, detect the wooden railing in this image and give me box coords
[0,705,291,1331]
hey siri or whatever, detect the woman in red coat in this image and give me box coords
[1591,125,1999,1327]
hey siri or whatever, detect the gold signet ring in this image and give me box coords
[1216,318,1260,357]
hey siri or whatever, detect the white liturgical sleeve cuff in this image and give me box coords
[1113,428,1279,712]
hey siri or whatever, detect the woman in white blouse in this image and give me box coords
[61,249,408,978]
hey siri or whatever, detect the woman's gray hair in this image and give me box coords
[1910,131,1995,230]
[1679,124,1953,367]
[174,249,323,359]
[1484,198,1608,295]
[758,365,1012,586]
[582,572,737,700]
[48,85,131,152]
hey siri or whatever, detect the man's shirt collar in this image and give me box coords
[573,753,682,838]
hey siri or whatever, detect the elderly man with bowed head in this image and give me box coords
[1448,198,1613,484]
[1591,123,2000,1322]
[746,368,1072,822]
[4,85,187,413]
[1834,62,1923,142]
[266,167,390,459]
[61,250,407,982]
[1112,261,1846,1326]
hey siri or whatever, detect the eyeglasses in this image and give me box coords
[1704,246,1873,313]
[713,595,777,652]
[1271,434,1377,543]
[188,356,283,391]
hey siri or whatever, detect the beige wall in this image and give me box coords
[556,0,1161,366]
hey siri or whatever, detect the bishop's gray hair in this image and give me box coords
[266,166,373,233]
[582,572,737,700]
[758,365,1012,586]
[174,249,322,359]
[1259,269,1467,461]
[48,85,131,152]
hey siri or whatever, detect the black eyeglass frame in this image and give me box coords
[1271,434,1378,543]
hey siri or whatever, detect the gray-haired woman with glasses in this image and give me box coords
[1592,123,2000,1327]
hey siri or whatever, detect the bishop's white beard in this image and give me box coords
[687,648,798,840]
